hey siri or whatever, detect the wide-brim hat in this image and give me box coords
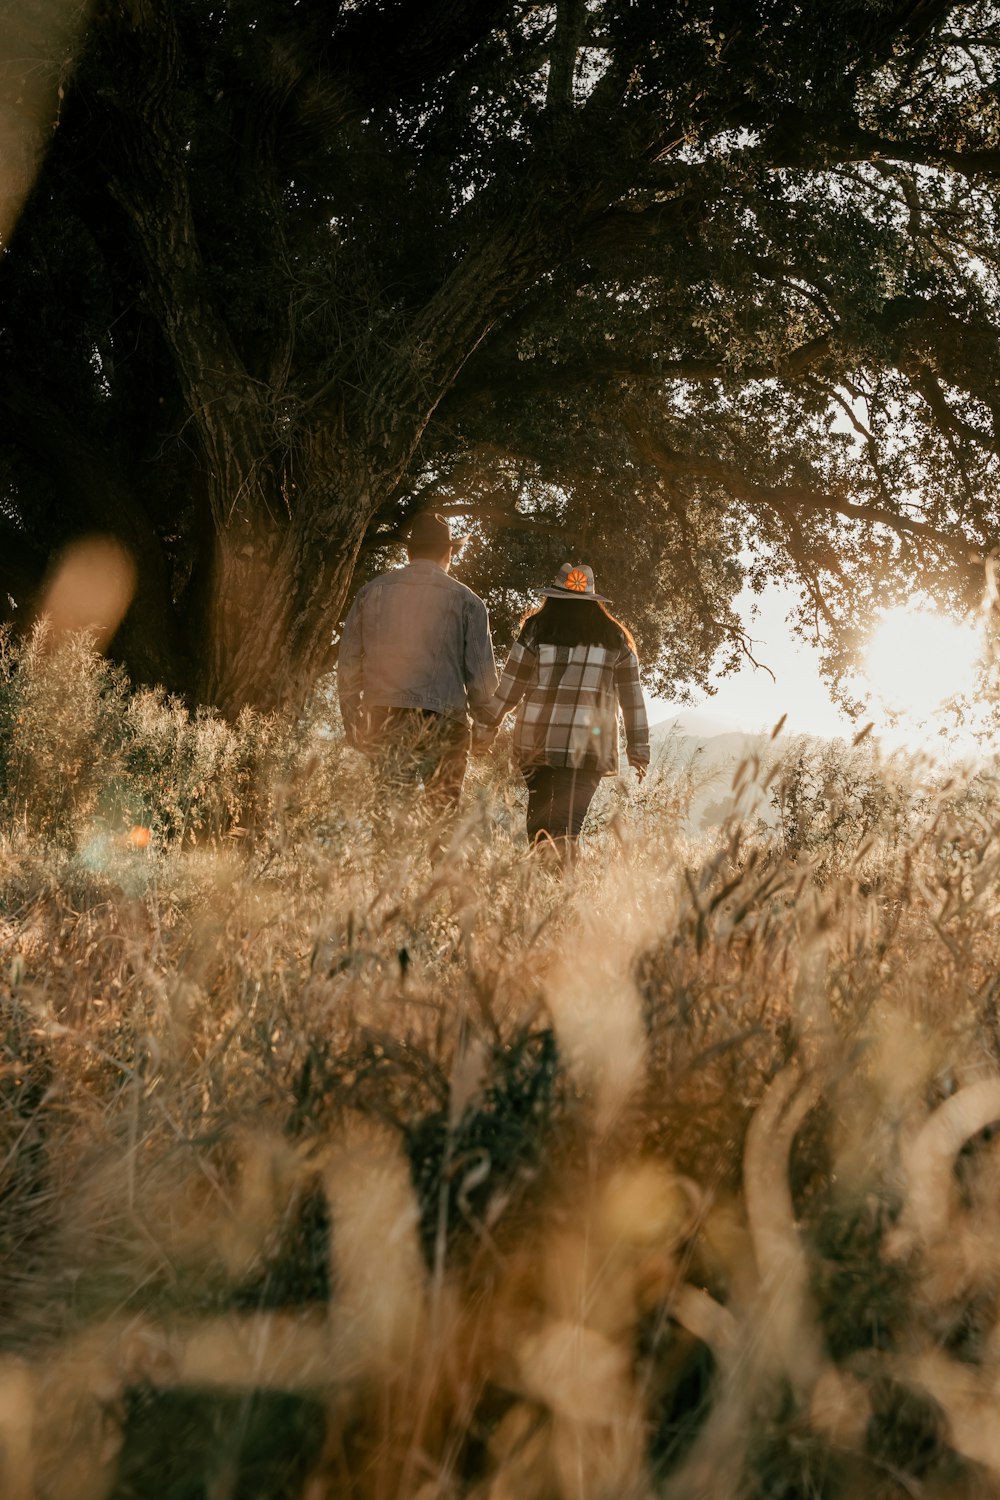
[539,562,610,602]
[406,511,467,550]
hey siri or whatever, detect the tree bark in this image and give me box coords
[90,1,637,715]
[199,478,370,716]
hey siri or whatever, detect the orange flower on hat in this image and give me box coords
[565,568,589,593]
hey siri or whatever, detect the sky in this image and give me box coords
[647,579,855,739]
[646,577,992,764]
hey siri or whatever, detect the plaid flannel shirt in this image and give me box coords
[476,627,650,775]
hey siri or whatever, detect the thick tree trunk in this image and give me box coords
[197,492,369,717]
[97,1,608,717]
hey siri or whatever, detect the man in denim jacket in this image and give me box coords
[338,512,499,808]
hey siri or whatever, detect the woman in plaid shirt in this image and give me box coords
[476,563,650,858]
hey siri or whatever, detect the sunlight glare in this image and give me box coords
[864,607,980,722]
[39,534,137,649]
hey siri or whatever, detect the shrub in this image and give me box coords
[3,646,1000,1497]
[0,625,359,852]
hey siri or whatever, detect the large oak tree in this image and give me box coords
[1,0,999,712]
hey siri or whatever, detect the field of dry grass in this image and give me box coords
[4,635,1000,1498]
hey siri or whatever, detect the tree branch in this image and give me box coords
[440,333,835,417]
[625,415,986,572]
[341,0,514,112]
[101,0,267,506]
[763,110,1000,181]
[545,0,586,113]
[907,359,995,454]
[363,502,581,550]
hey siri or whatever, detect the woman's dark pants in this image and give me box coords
[522,764,603,849]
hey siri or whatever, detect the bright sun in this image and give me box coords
[864,606,981,726]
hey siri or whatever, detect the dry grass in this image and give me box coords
[4,635,1000,1497]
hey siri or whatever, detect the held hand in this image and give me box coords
[630,759,647,782]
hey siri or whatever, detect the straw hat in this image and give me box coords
[539,562,609,602]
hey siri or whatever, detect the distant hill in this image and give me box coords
[647,717,825,830]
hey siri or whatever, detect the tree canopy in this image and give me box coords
[1,0,999,713]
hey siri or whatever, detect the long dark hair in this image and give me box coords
[520,597,638,655]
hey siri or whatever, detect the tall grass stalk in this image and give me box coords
[3,632,1000,1497]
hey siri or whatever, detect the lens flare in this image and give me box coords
[864,607,980,721]
[0,0,91,248]
[39,534,136,649]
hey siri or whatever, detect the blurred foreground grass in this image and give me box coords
[4,633,1000,1498]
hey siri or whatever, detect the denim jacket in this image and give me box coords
[338,561,499,738]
